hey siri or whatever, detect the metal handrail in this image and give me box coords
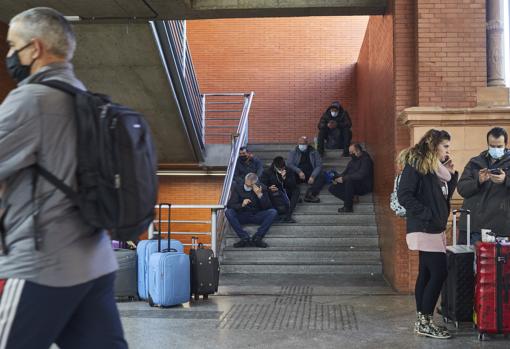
[152,204,224,255]
[150,20,205,161]
[215,92,254,256]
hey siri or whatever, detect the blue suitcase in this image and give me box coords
[148,203,190,307]
[137,238,184,300]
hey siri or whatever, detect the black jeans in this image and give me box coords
[415,251,448,315]
[317,127,352,154]
[297,171,325,196]
[328,178,371,208]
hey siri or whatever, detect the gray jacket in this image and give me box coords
[287,146,323,179]
[0,62,117,286]
[457,150,510,236]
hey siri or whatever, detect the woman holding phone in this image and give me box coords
[397,129,458,339]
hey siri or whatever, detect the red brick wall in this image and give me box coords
[358,0,418,293]
[154,176,223,253]
[187,17,369,143]
[0,22,16,102]
[416,0,486,108]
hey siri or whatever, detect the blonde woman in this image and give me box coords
[397,129,458,339]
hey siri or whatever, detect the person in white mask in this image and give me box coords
[316,101,352,157]
[287,136,325,203]
[457,127,510,244]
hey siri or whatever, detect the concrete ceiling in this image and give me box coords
[0,0,386,23]
[71,23,197,164]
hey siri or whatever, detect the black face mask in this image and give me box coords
[350,153,357,160]
[6,42,35,83]
[239,155,248,161]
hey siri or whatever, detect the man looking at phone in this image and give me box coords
[457,127,510,243]
[225,173,277,248]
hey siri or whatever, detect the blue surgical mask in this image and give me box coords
[331,111,339,117]
[243,185,252,192]
[488,147,505,159]
[298,145,308,152]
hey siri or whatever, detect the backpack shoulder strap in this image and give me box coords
[36,80,84,96]
[33,165,79,203]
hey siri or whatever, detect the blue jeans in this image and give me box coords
[225,208,277,240]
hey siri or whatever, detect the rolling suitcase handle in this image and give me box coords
[452,208,471,246]
[157,203,177,253]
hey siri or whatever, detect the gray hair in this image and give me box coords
[10,7,76,60]
[245,173,258,183]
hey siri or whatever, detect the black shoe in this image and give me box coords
[252,239,268,248]
[233,239,252,248]
[338,206,353,213]
[304,195,320,203]
[282,216,297,223]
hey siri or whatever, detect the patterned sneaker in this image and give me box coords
[416,314,451,339]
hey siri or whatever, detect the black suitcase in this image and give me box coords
[114,248,138,301]
[190,237,220,300]
[441,208,475,327]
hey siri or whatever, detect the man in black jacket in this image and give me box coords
[457,127,510,243]
[225,173,277,248]
[317,101,352,157]
[233,146,263,184]
[329,144,374,213]
[260,156,299,223]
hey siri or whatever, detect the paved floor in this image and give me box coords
[119,274,510,349]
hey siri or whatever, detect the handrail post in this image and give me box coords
[201,94,206,145]
[211,209,217,257]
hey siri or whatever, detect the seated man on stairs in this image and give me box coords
[260,156,299,223]
[287,136,325,203]
[328,144,374,213]
[225,173,277,248]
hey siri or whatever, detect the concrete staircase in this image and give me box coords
[220,144,382,275]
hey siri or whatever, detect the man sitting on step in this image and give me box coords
[260,156,299,223]
[233,146,264,185]
[287,136,325,203]
[328,144,374,213]
[225,173,277,248]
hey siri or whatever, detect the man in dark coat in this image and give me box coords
[260,156,299,223]
[233,146,263,184]
[226,173,277,248]
[329,144,374,213]
[317,101,352,157]
[457,127,510,243]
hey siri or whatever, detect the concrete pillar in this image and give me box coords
[486,0,505,86]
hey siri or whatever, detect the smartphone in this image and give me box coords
[488,168,502,175]
[441,156,451,165]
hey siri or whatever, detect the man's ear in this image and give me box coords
[31,39,44,60]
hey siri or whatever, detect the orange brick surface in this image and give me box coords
[187,17,369,144]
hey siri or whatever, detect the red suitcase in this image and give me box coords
[474,241,510,340]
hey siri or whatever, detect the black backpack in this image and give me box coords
[34,80,158,241]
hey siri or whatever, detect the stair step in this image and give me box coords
[222,248,380,261]
[223,236,380,247]
[266,213,375,224]
[247,144,364,152]
[294,204,374,213]
[221,263,382,274]
[227,224,378,235]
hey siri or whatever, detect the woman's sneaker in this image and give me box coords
[416,314,451,339]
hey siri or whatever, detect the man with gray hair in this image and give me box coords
[0,8,126,348]
[225,173,277,248]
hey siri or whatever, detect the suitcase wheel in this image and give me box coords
[203,294,209,300]
[478,333,488,341]
[442,316,449,324]
[194,294,200,301]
